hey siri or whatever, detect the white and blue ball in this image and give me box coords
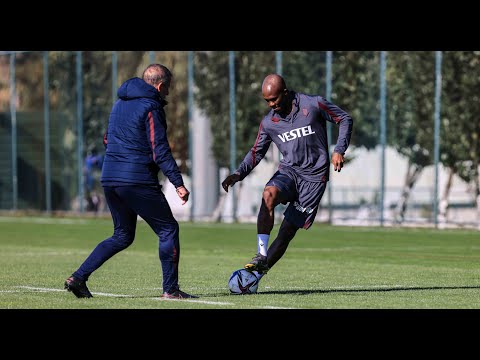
[228,269,259,295]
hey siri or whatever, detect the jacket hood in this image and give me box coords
[117,77,160,101]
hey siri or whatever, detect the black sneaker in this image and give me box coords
[64,276,93,298]
[244,253,269,274]
[161,289,198,299]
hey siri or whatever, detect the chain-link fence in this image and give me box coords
[0,51,478,229]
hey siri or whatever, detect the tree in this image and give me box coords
[4,51,191,210]
[331,51,380,151]
[194,51,276,168]
[150,51,190,173]
[441,51,480,221]
[386,51,436,223]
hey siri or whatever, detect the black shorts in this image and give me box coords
[266,170,327,230]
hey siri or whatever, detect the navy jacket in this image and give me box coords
[235,91,353,183]
[101,77,184,188]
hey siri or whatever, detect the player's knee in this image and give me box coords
[172,221,179,235]
[114,229,135,248]
[262,188,279,210]
[163,220,179,238]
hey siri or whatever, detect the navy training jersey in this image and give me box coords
[235,91,353,183]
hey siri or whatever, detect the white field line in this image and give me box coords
[18,286,130,297]
[15,286,295,307]
[8,284,416,308]
[15,286,235,306]
[154,298,234,305]
[261,306,297,309]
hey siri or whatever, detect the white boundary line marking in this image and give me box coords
[9,284,421,308]
[18,286,130,297]
[262,306,296,309]
[15,286,235,306]
[8,284,421,309]
[155,298,234,305]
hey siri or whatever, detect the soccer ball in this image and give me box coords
[228,269,259,295]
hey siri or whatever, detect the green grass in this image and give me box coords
[1,216,480,309]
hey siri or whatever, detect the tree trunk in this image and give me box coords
[210,190,227,222]
[210,180,243,223]
[438,167,454,224]
[476,172,480,230]
[394,162,424,223]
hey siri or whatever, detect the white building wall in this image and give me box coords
[164,106,218,221]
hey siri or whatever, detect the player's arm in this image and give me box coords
[222,123,272,193]
[317,96,353,172]
[221,173,241,193]
[175,185,190,205]
[331,152,345,172]
[146,109,188,202]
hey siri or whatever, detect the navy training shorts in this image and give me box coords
[266,170,327,230]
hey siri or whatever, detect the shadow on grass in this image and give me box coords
[132,285,480,299]
[153,285,480,298]
[40,284,480,299]
[256,285,480,296]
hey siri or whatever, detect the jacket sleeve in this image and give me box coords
[235,122,272,181]
[146,109,184,188]
[317,96,353,155]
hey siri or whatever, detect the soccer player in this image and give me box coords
[65,64,197,299]
[222,74,353,280]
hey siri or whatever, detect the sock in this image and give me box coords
[257,234,270,257]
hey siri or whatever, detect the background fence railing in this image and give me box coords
[0,50,478,229]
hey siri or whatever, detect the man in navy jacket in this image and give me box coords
[65,64,197,299]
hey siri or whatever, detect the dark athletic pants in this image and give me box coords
[73,184,180,294]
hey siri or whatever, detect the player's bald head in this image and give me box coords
[142,64,172,87]
[262,74,287,97]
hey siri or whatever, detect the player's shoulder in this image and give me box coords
[261,110,274,124]
[298,91,321,100]
[298,92,322,108]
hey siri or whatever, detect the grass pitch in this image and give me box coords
[1,216,479,309]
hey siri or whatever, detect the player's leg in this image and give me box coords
[266,179,327,272]
[258,186,286,233]
[266,218,299,269]
[65,186,137,298]
[79,186,138,275]
[245,171,296,273]
[127,184,197,298]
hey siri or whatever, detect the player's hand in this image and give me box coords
[331,152,345,172]
[221,173,241,193]
[176,185,190,205]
